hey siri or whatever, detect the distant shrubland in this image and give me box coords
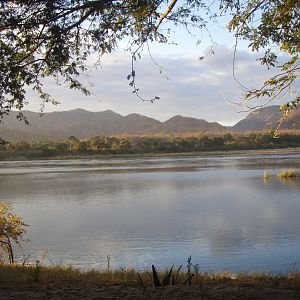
[1,131,300,159]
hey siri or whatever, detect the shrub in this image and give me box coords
[0,203,27,263]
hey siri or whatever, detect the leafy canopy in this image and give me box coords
[0,0,210,121]
[0,0,299,121]
[221,0,300,115]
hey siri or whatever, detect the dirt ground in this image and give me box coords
[1,280,300,299]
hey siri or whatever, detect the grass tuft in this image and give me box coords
[263,170,270,179]
[277,169,299,179]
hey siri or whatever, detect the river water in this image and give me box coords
[0,150,299,273]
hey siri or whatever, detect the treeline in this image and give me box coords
[1,132,300,158]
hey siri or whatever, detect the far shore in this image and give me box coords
[1,130,300,161]
[1,147,300,162]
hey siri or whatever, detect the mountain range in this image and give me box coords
[0,105,299,142]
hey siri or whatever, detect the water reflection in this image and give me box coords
[0,151,299,272]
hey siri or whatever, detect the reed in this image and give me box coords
[263,170,270,179]
[277,169,299,179]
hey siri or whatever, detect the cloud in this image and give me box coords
[25,45,289,126]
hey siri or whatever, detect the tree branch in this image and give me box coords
[154,0,178,32]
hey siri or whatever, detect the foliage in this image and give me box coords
[1,131,300,158]
[0,203,27,263]
[137,264,189,287]
[1,1,298,120]
[0,137,9,145]
[221,0,300,115]
[0,0,210,120]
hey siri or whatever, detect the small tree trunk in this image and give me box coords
[0,235,14,263]
[6,237,14,263]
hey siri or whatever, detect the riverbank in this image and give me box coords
[1,264,300,299]
[1,131,300,160]
[1,146,300,161]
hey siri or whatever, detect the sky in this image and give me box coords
[25,2,288,126]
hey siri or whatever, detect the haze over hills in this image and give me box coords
[1,105,299,142]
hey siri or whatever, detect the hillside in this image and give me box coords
[1,106,299,142]
[0,109,226,142]
[156,115,224,133]
[232,105,300,131]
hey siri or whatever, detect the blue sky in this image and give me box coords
[25,2,286,126]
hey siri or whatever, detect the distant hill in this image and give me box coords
[0,127,50,142]
[2,106,299,142]
[156,115,224,133]
[232,105,300,131]
[0,109,226,142]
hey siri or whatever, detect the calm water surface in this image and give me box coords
[1,151,300,273]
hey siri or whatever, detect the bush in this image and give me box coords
[0,203,27,263]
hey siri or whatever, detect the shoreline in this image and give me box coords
[1,264,300,299]
[1,147,300,162]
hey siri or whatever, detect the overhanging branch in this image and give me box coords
[154,0,178,32]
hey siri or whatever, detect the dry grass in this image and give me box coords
[1,263,300,300]
[0,263,138,285]
[1,263,300,286]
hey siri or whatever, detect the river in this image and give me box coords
[0,150,299,273]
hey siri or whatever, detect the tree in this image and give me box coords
[221,0,300,119]
[0,0,205,121]
[0,0,299,122]
[0,203,27,263]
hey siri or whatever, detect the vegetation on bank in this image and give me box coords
[0,262,299,286]
[1,131,300,159]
